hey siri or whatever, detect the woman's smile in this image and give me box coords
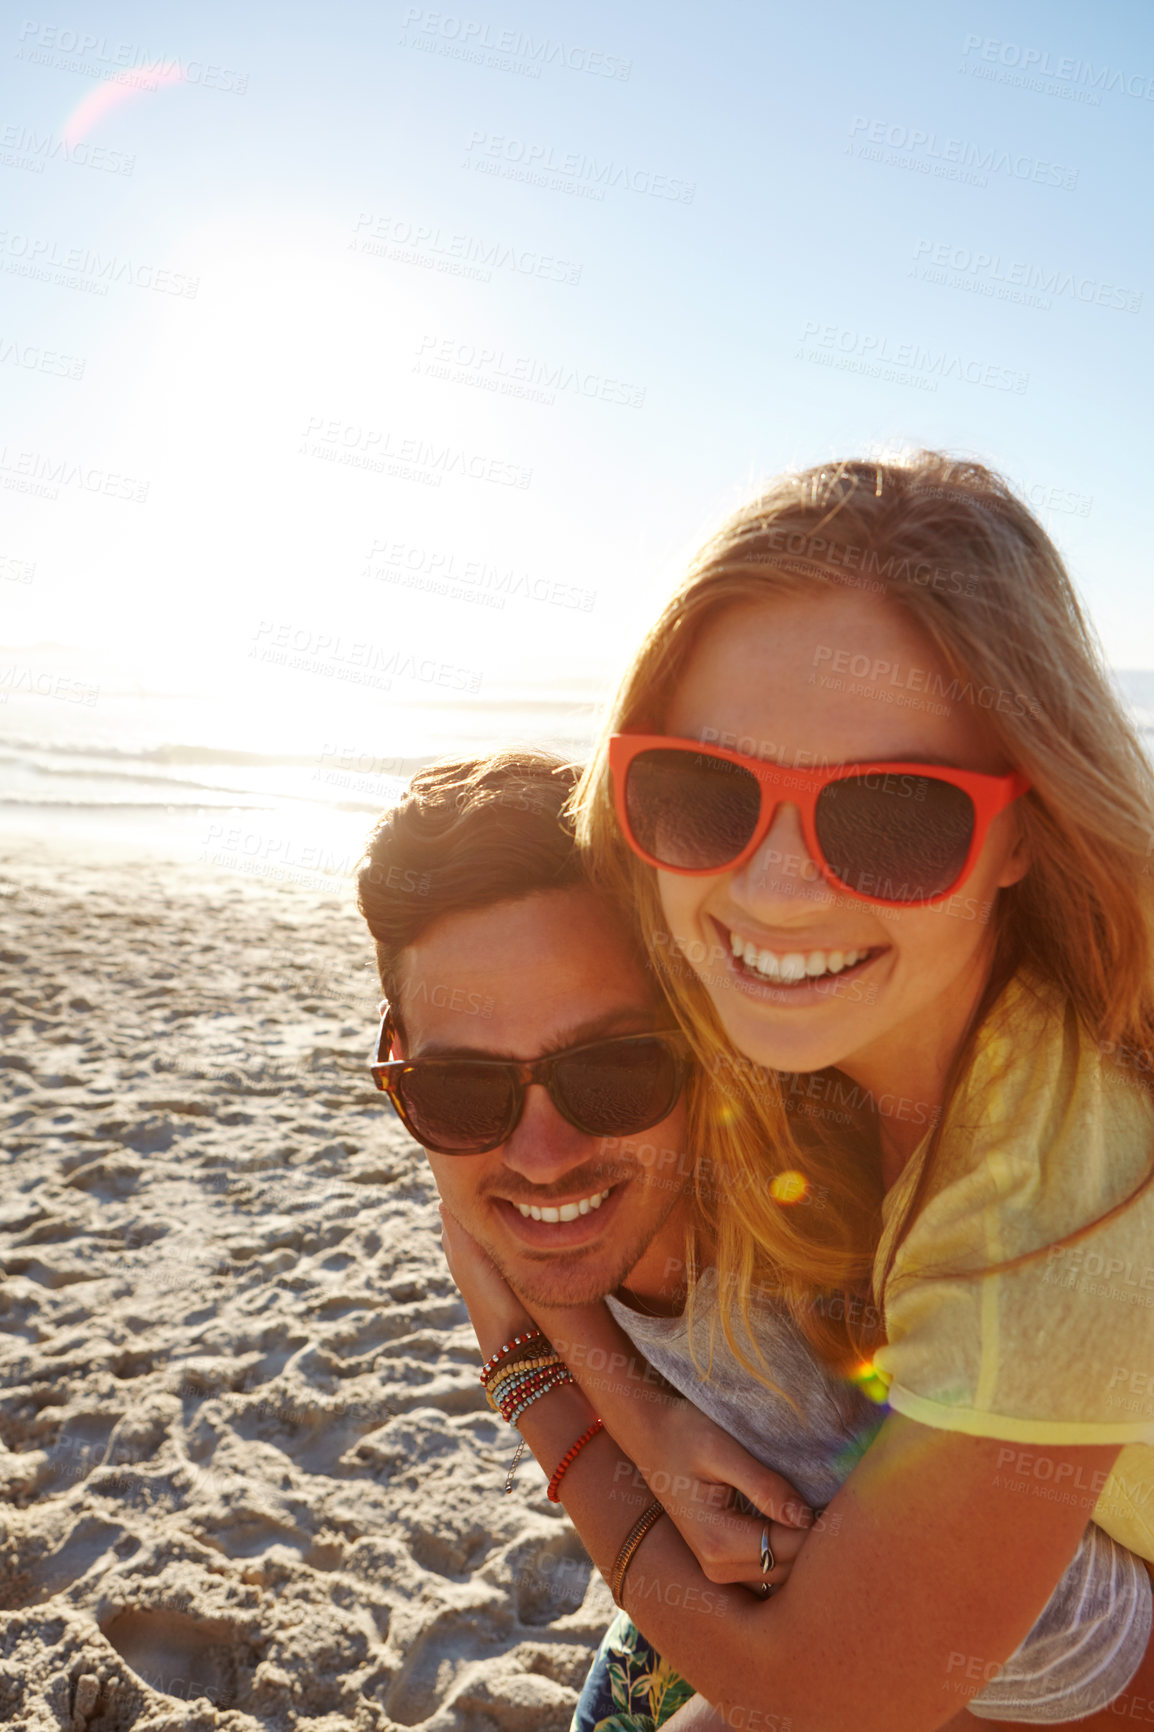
[725,926,884,986]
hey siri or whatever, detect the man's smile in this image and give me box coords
[491,1182,627,1251]
[512,1185,611,1222]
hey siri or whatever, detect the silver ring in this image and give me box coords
[758,1581,772,1598]
[760,1526,775,1576]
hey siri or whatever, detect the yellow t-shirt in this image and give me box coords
[871,971,1154,1564]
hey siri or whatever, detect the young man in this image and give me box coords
[356,749,1152,1731]
[358,748,700,1317]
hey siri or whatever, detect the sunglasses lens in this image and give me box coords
[626,749,762,870]
[552,1037,684,1138]
[396,1063,515,1154]
[815,773,975,903]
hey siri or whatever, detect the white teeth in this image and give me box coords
[515,1188,610,1222]
[731,936,872,983]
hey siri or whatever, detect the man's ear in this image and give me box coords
[380,998,406,1060]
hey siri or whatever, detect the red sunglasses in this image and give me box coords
[609,734,1030,909]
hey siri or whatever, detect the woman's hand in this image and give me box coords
[527,1296,814,1595]
[609,1389,814,1595]
[438,1203,534,1362]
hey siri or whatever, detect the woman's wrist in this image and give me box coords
[540,1301,674,1459]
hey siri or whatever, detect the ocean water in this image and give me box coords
[2,646,1151,886]
[0,643,609,882]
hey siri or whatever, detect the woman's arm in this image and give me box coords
[556,1388,1120,1732]
[442,1209,1123,1732]
[534,1295,816,1581]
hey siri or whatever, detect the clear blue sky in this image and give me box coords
[2,0,1151,730]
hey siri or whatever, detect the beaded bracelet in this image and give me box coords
[547,1418,604,1502]
[491,1369,563,1414]
[497,1366,569,1423]
[488,1350,561,1381]
[494,1367,563,1411]
[506,1387,570,1430]
[480,1329,545,1383]
[483,1343,554,1390]
[489,1354,560,1388]
[610,1499,666,1607]
[505,1368,574,1428]
[485,1355,561,1398]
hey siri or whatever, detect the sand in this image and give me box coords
[0,840,611,1731]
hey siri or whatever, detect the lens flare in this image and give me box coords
[769,1168,809,1205]
[63,63,184,149]
[850,1359,892,1404]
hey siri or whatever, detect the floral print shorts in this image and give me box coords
[570,1612,695,1731]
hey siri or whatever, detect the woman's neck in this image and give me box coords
[841,956,993,1193]
[875,1109,936,1193]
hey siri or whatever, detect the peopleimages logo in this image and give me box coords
[299,416,533,490]
[248,620,484,695]
[414,333,645,408]
[911,239,1142,316]
[0,336,85,380]
[0,663,99,705]
[463,130,696,203]
[0,123,134,176]
[399,8,632,80]
[811,644,1041,720]
[0,445,149,503]
[15,21,249,92]
[961,34,1154,101]
[0,229,199,298]
[795,322,1029,395]
[847,117,1078,190]
[350,212,581,286]
[364,536,597,612]
[0,553,36,583]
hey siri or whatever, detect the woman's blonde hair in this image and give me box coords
[574,451,1154,1377]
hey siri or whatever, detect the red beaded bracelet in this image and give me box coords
[547,1417,605,1502]
[480,1329,545,1384]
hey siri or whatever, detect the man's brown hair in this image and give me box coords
[356,748,583,1031]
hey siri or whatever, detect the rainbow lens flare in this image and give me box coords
[63,63,184,149]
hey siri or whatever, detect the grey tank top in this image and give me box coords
[606,1278,1151,1723]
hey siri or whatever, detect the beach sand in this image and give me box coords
[0,839,610,1731]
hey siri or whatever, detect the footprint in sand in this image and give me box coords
[101,1607,243,1710]
[509,1530,593,1626]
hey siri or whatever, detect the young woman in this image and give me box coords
[441,452,1154,1729]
